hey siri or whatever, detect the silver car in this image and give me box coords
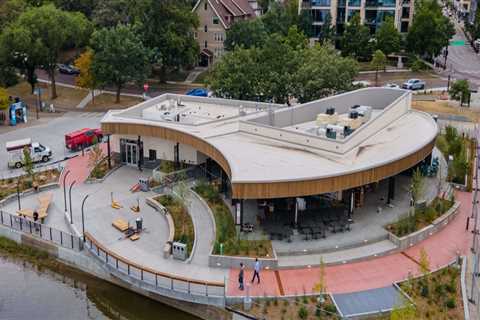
[402,79,426,90]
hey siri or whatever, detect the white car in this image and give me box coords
[352,80,371,88]
[402,79,426,90]
[383,83,400,89]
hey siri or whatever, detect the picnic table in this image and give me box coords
[112,218,129,232]
[17,192,52,223]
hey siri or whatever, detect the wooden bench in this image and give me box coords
[112,218,129,232]
[16,192,52,223]
[129,234,140,241]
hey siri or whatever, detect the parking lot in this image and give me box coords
[0,112,103,179]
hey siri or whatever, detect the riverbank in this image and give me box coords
[0,235,200,320]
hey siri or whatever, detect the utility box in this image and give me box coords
[172,242,187,261]
[139,178,150,192]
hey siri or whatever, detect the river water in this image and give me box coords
[0,257,199,320]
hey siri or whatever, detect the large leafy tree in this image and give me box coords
[224,19,268,51]
[449,79,470,106]
[139,0,199,82]
[294,44,358,102]
[262,0,301,36]
[206,47,261,101]
[375,17,401,56]
[341,13,373,61]
[407,0,454,59]
[0,0,28,30]
[371,50,387,86]
[0,22,44,93]
[91,24,152,103]
[54,0,95,18]
[466,6,480,40]
[2,5,91,99]
[74,49,98,103]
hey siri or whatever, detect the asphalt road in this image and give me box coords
[439,19,480,86]
[0,112,103,179]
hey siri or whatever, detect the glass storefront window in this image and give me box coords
[312,9,331,22]
[347,9,360,20]
[312,0,331,6]
[348,0,361,7]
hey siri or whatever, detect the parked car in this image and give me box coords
[186,88,209,97]
[383,83,400,89]
[352,80,371,88]
[402,79,426,90]
[65,128,103,151]
[57,64,80,75]
[7,138,52,168]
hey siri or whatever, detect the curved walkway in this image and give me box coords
[227,190,472,297]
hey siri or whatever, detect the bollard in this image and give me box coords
[244,283,252,311]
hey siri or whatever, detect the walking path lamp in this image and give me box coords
[63,170,70,214]
[68,180,76,224]
[16,177,21,210]
[81,194,89,242]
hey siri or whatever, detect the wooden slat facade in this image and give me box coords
[102,122,435,200]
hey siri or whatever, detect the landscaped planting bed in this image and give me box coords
[234,295,339,320]
[154,195,194,255]
[398,266,464,319]
[0,169,60,200]
[386,197,454,237]
[193,181,273,258]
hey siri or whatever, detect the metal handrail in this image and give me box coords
[84,232,224,288]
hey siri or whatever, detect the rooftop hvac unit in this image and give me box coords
[316,113,338,127]
[326,107,335,115]
[349,111,359,119]
[350,105,372,123]
[326,124,349,139]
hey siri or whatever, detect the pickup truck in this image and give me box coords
[7,138,52,169]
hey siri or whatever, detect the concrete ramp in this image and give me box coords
[331,285,410,318]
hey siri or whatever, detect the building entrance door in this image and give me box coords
[120,139,138,166]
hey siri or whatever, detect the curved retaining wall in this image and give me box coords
[388,201,460,250]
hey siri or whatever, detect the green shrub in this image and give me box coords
[324,303,337,313]
[421,285,429,297]
[298,306,308,319]
[445,297,456,309]
[424,207,437,224]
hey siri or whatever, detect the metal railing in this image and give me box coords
[0,210,83,251]
[84,232,226,306]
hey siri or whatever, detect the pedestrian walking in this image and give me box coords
[251,258,261,284]
[238,262,245,290]
[33,211,39,231]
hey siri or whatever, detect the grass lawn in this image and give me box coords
[386,197,454,237]
[234,295,339,320]
[399,266,464,319]
[154,194,194,255]
[193,70,210,85]
[193,181,273,258]
[84,93,142,111]
[7,81,88,110]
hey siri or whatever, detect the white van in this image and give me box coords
[7,138,52,168]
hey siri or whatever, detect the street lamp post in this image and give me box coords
[16,178,21,210]
[63,170,70,213]
[81,194,89,242]
[68,180,76,224]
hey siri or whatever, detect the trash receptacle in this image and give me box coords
[139,178,149,192]
[172,242,187,261]
[136,217,143,231]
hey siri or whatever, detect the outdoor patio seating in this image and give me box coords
[112,218,129,232]
[16,192,52,223]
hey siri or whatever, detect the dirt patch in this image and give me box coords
[84,93,142,112]
[0,169,60,200]
[412,100,480,122]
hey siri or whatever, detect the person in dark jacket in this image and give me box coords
[238,262,245,290]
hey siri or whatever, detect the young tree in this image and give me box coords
[318,14,335,44]
[418,247,430,275]
[407,0,454,59]
[74,49,98,103]
[22,146,35,183]
[312,257,327,300]
[449,79,470,106]
[341,13,373,61]
[376,17,401,56]
[294,44,358,102]
[91,24,152,103]
[411,167,424,203]
[224,19,268,51]
[371,50,387,86]
[88,143,104,178]
[5,5,91,99]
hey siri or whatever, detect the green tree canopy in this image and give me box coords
[54,0,95,18]
[0,87,9,110]
[407,0,454,59]
[375,17,401,56]
[4,4,91,98]
[0,0,28,31]
[294,44,358,102]
[138,0,199,81]
[224,19,268,51]
[449,79,470,106]
[371,49,387,86]
[341,13,373,61]
[91,24,152,102]
[318,14,335,44]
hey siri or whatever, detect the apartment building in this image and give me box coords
[192,0,256,67]
[298,0,414,38]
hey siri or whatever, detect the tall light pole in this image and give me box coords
[81,194,89,242]
[469,125,479,303]
[68,180,76,224]
[63,170,70,213]
[16,177,21,210]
